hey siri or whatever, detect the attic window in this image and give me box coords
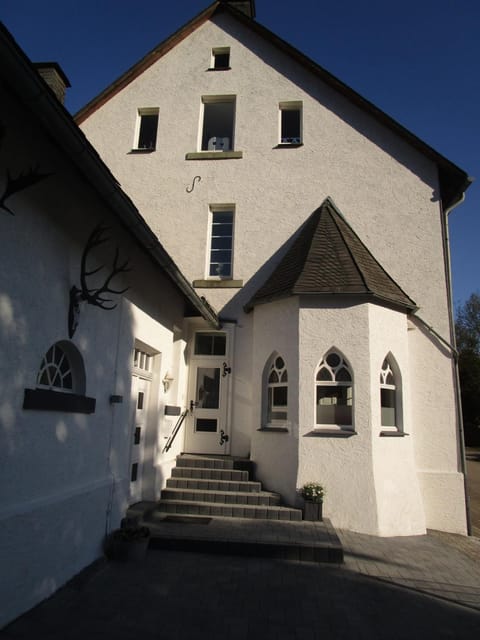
[279,102,302,145]
[211,48,230,70]
[134,108,159,151]
[201,96,235,151]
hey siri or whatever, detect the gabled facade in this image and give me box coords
[0,2,472,624]
[77,0,471,540]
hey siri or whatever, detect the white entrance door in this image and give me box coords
[184,331,232,455]
[129,375,149,502]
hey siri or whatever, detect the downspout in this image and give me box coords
[442,190,471,535]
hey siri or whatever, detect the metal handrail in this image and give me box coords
[162,409,188,454]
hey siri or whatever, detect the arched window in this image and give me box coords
[23,341,93,413]
[380,356,400,428]
[316,351,353,428]
[265,354,288,425]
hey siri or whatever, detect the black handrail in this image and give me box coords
[162,409,188,453]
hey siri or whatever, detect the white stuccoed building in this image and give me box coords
[77,0,471,537]
[0,0,473,627]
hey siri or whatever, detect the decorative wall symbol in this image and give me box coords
[68,223,131,338]
[220,430,229,446]
[0,166,52,215]
[186,175,201,193]
[222,362,231,377]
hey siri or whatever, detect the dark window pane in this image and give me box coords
[281,371,288,382]
[326,353,341,368]
[273,386,287,406]
[212,335,226,355]
[202,101,235,150]
[134,427,141,445]
[316,367,332,381]
[211,236,232,249]
[336,367,351,382]
[195,334,213,355]
[137,392,144,410]
[131,463,138,482]
[268,371,279,383]
[275,357,285,369]
[196,368,220,408]
[214,52,230,69]
[63,372,73,389]
[316,386,352,425]
[281,109,301,142]
[196,418,218,432]
[138,114,158,149]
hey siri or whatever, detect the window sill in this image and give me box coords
[129,148,156,154]
[207,67,231,71]
[185,151,243,160]
[305,429,357,438]
[274,143,303,149]
[257,426,289,433]
[193,279,243,288]
[379,430,409,437]
[23,388,96,414]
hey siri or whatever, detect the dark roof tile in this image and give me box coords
[245,198,416,312]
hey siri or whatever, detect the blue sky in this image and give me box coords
[2,0,479,309]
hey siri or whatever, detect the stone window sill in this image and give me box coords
[207,67,231,71]
[257,427,289,433]
[305,429,357,438]
[129,148,155,154]
[274,143,303,149]
[379,430,409,437]
[23,388,96,414]
[185,151,243,160]
[193,279,243,288]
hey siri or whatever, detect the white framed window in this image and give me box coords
[134,108,159,150]
[36,341,86,395]
[279,101,302,145]
[200,96,236,151]
[211,47,230,70]
[207,205,234,278]
[380,355,402,430]
[315,351,353,428]
[264,354,288,425]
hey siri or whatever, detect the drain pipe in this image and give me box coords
[440,189,471,535]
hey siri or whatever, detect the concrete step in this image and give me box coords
[171,466,249,482]
[161,487,281,506]
[166,477,262,493]
[126,503,343,564]
[155,499,302,521]
[176,455,234,470]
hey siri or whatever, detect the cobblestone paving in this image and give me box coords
[2,530,480,640]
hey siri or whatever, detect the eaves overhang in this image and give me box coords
[0,22,220,330]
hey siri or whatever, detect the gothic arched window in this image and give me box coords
[315,351,353,428]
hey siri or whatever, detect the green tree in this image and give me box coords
[455,292,480,446]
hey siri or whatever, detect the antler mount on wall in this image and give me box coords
[68,223,131,338]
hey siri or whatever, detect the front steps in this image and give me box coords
[127,455,344,563]
[160,454,302,521]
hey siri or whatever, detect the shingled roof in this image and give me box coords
[245,198,417,312]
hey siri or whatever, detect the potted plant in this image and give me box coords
[104,524,151,562]
[300,482,325,521]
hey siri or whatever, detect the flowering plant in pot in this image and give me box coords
[299,482,325,521]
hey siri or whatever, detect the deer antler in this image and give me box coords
[68,224,131,338]
[79,224,131,308]
[0,166,52,215]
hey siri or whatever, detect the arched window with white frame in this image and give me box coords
[380,355,402,430]
[263,353,288,426]
[315,351,353,428]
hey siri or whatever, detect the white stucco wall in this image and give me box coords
[0,82,192,627]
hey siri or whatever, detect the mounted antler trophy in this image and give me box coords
[68,223,131,338]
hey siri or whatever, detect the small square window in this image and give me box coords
[279,102,302,145]
[135,109,159,150]
[211,47,230,70]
